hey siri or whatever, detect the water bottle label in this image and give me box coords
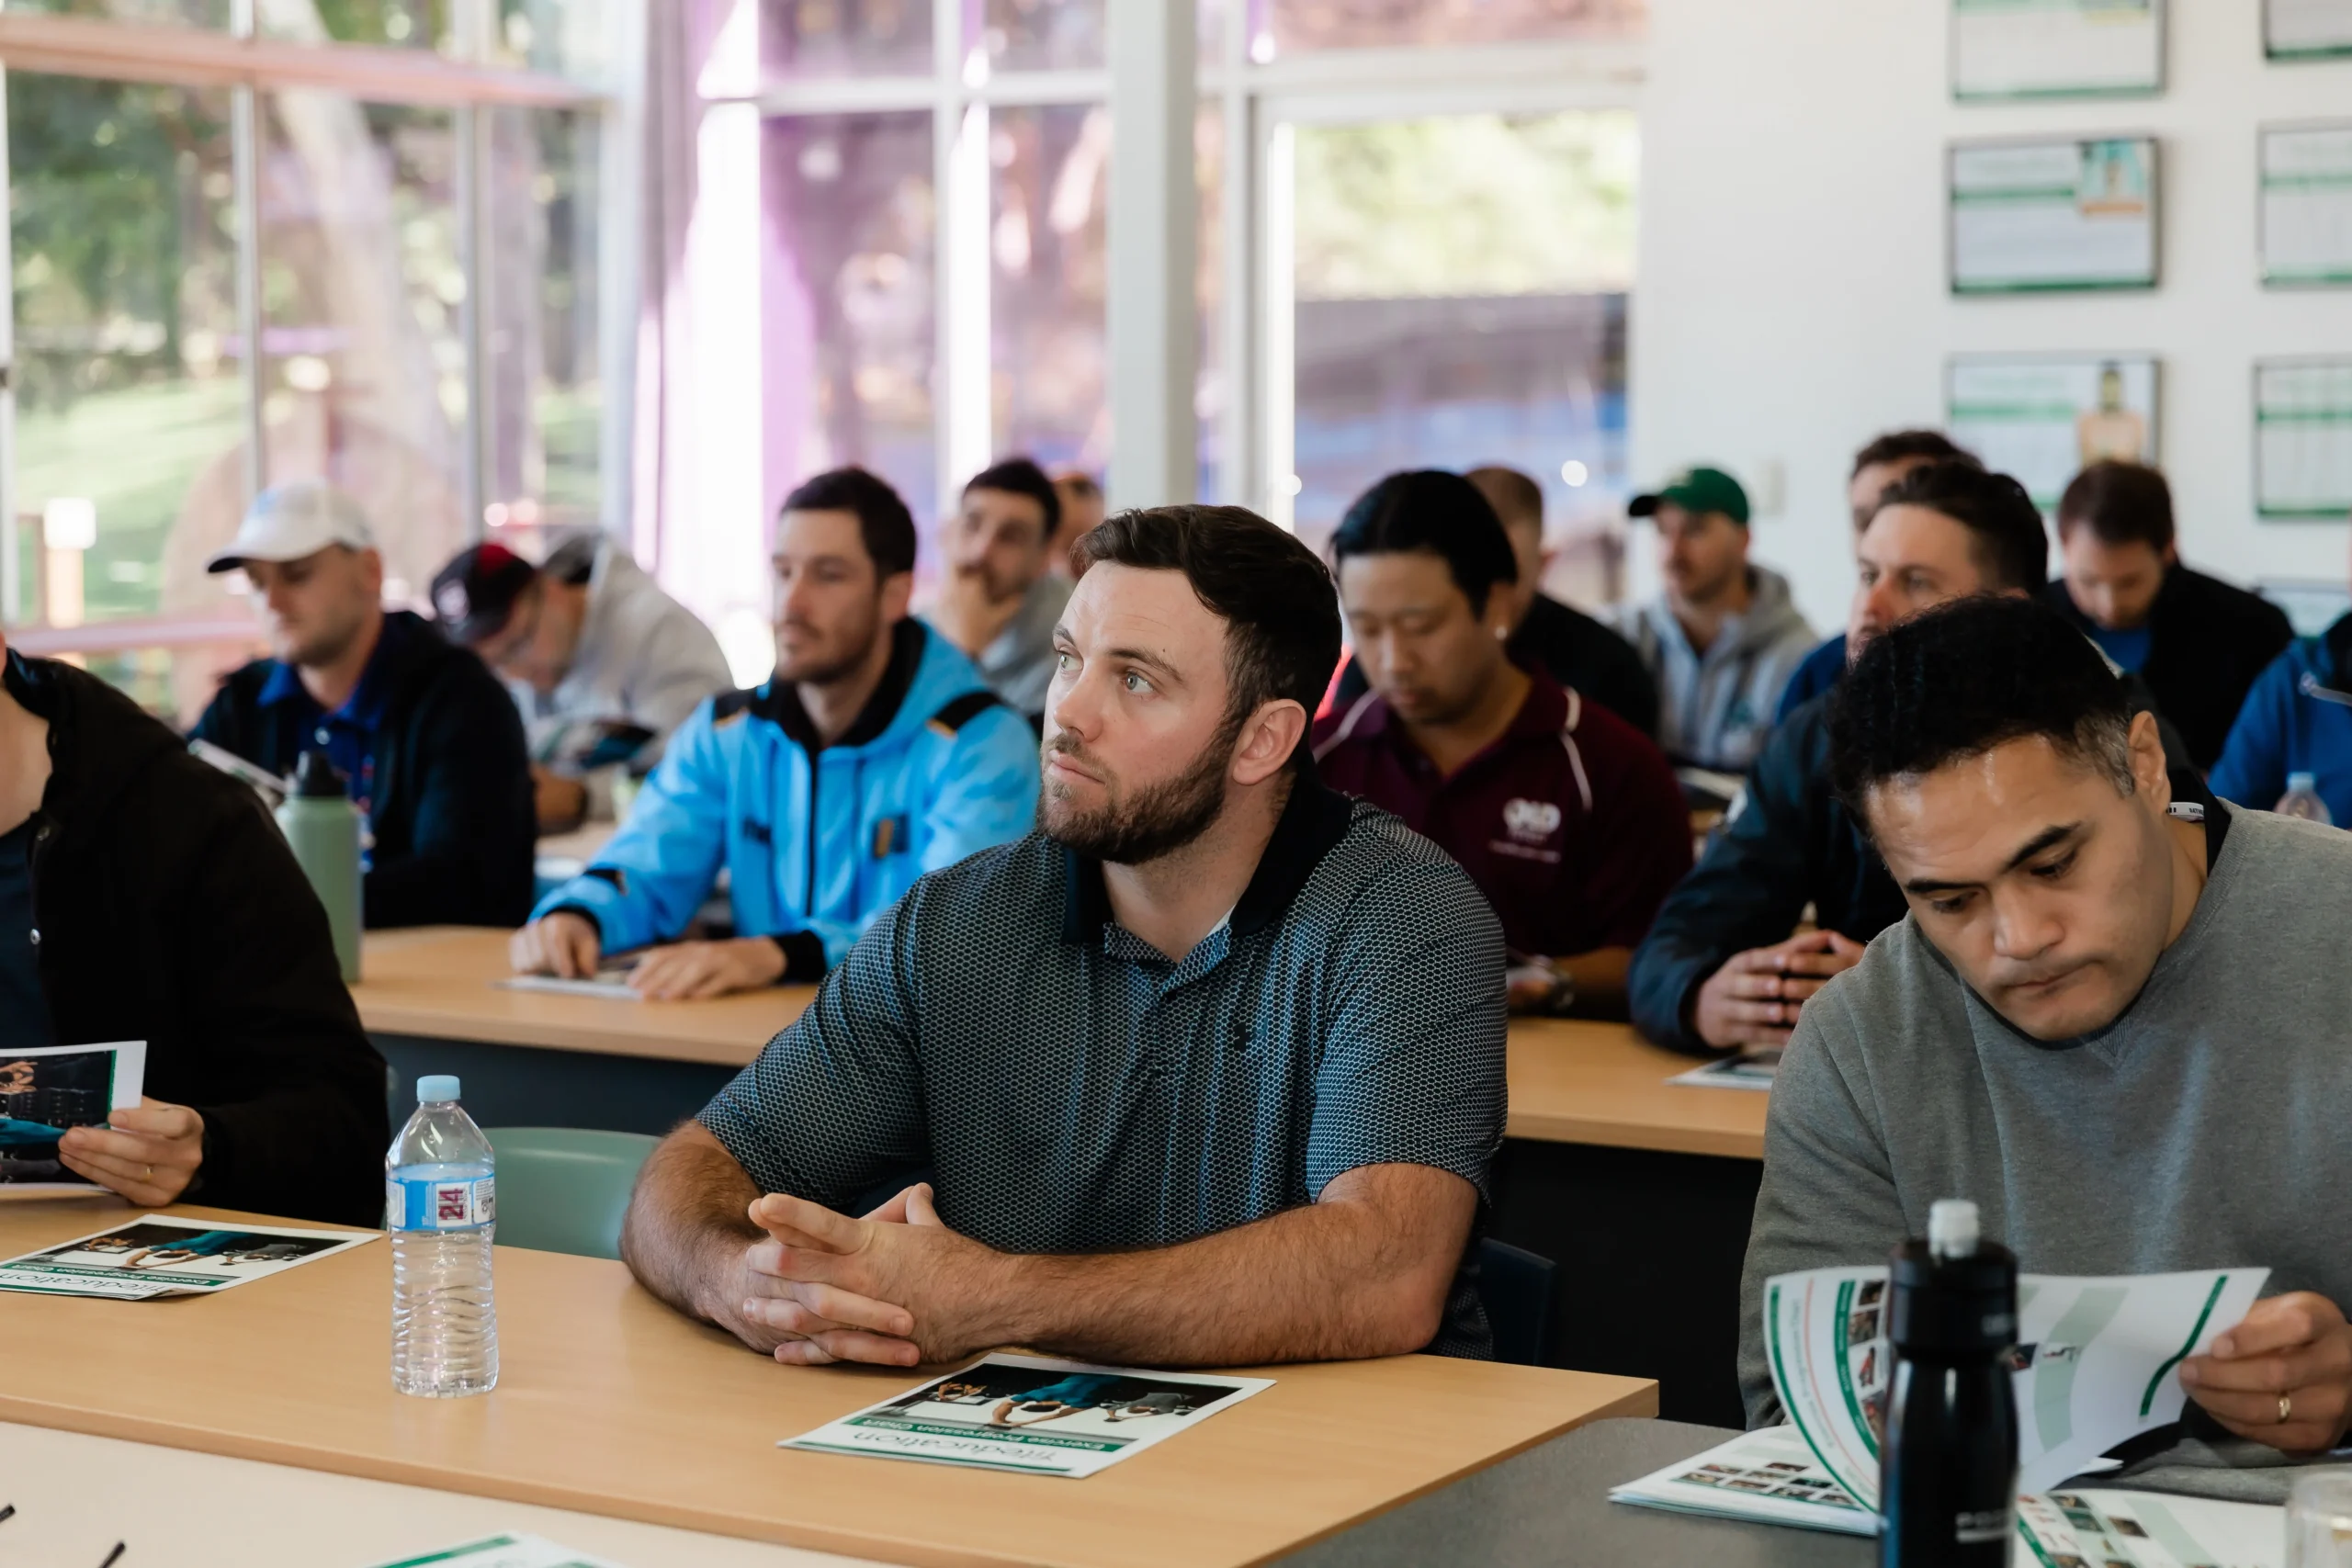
[387,1175,496,1233]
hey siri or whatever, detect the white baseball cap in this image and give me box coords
[206,480,377,574]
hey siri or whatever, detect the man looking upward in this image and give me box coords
[1317,470,1689,1015]
[621,504,1505,1367]
[1608,466,1815,778]
[1744,597,2352,1486]
[190,481,536,929]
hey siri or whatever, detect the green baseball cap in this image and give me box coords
[1629,466,1750,525]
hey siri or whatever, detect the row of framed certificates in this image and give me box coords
[1951,0,2346,102]
[1946,128,2352,295]
[1945,355,2352,521]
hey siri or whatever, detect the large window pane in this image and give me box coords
[0,0,229,25]
[770,113,937,521]
[1287,110,1634,579]
[990,104,1107,474]
[1264,0,1643,54]
[248,95,467,605]
[984,0,1103,71]
[8,73,247,711]
[261,0,451,51]
[485,107,601,537]
[493,0,612,78]
[763,0,933,79]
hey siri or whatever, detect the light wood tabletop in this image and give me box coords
[0,1201,1656,1568]
[354,929,1771,1158]
[355,926,814,1064]
[1506,1019,1769,1161]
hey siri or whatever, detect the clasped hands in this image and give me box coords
[722,1182,1008,1368]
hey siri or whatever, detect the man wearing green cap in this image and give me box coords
[1608,467,1816,781]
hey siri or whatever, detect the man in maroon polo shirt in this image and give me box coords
[1315,470,1691,1015]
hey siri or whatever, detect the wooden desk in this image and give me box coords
[356,927,810,1066]
[0,1201,1655,1568]
[356,930,1769,1163]
[1506,1020,1767,1161]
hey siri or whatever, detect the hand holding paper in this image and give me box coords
[2179,1291,2352,1453]
[58,1098,204,1206]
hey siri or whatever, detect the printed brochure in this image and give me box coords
[0,1041,147,1195]
[366,1536,628,1568]
[1666,1047,1780,1090]
[783,1352,1272,1478]
[0,1214,378,1300]
[1766,1263,2267,1502]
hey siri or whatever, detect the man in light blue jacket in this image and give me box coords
[509,468,1041,998]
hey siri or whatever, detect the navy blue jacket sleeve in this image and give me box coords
[364,657,537,929]
[1628,705,1828,1055]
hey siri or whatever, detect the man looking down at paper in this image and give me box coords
[0,627,388,1224]
[1740,596,2352,1487]
[621,504,1506,1366]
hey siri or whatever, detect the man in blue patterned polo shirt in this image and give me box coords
[622,503,1508,1367]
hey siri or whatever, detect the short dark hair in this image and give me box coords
[964,457,1062,543]
[2056,460,2175,553]
[1828,596,2136,821]
[1076,505,1341,769]
[781,467,918,579]
[1330,470,1519,618]
[1850,429,1976,478]
[1464,465,1544,534]
[1871,460,2048,593]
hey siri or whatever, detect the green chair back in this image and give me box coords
[484,1127,659,1260]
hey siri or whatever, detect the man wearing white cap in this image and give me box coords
[188,481,536,929]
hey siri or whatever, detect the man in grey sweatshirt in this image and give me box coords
[1608,466,1815,780]
[1740,595,2352,1501]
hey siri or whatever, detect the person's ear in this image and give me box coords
[878,570,915,623]
[1230,700,1307,789]
[2126,709,2170,806]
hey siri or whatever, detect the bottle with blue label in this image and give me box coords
[386,1074,498,1397]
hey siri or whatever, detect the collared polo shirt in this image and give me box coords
[697,772,1507,1359]
[1313,669,1691,960]
[256,612,406,817]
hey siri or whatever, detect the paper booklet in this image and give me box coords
[1613,1430,2286,1564]
[0,1041,147,1196]
[782,1352,1272,1478]
[368,1535,628,1568]
[0,1214,378,1300]
[1666,1048,1780,1090]
[1611,1263,2276,1551]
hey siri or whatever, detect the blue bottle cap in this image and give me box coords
[415,1074,461,1104]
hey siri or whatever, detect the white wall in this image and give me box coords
[1631,0,2352,637]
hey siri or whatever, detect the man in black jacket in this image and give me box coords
[2040,461,2292,770]
[189,482,535,928]
[0,634,387,1226]
[1630,462,2199,1055]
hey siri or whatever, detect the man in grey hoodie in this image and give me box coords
[1609,467,1816,780]
[1743,595,2352,1498]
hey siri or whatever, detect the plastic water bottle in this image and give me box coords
[2277,772,2334,826]
[1880,1199,2018,1567]
[386,1075,499,1397]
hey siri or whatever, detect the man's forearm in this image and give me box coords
[619,1122,764,1325]
[983,1166,1473,1368]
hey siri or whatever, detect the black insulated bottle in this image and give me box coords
[1879,1198,2018,1568]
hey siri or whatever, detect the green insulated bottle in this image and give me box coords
[277,750,363,983]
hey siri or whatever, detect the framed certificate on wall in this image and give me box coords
[1951,0,2164,101]
[1947,355,2160,510]
[2261,123,2352,287]
[2256,359,2352,519]
[1950,137,2159,293]
[2265,0,2352,61]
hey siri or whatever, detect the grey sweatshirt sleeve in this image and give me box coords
[1736,979,1909,1427]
